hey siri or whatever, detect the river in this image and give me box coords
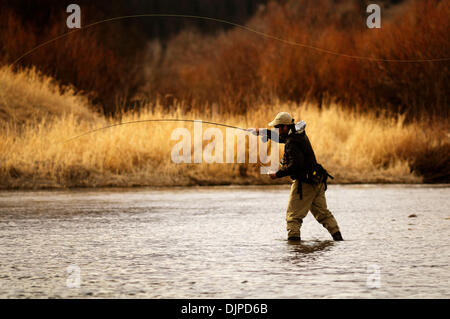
[0,185,448,298]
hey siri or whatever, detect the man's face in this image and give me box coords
[275,125,290,137]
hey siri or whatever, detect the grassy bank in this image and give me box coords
[2,66,449,189]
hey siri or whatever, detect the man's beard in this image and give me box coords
[279,132,289,143]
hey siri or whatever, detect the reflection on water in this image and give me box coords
[287,240,334,252]
[0,185,448,298]
[284,241,335,266]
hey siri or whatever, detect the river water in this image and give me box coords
[0,185,448,298]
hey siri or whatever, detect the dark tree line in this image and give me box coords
[3,0,269,40]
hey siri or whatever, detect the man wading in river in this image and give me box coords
[253,112,343,242]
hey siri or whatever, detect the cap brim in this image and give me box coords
[268,120,276,127]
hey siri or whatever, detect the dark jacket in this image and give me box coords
[274,131,318,181]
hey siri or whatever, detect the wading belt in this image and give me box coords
[296,171,335,200]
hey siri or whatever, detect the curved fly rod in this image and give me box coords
[63,119,250,144]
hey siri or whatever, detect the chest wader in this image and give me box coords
[281,144,334,200]
[282,133,343,241]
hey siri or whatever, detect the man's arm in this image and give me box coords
[274,141,305,178]
[263,129,279,142]
[248,128,279,143]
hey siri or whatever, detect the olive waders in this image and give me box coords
[286,180,341,240]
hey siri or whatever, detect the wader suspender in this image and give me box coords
[282,145,304,200]
[286,134,334,201]
[323,172,335,192]
[297,182,303,200]
[296,145,335,201]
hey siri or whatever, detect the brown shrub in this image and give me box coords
[142,0,449,119]
[0,9,144,114]
[1,1,448,119]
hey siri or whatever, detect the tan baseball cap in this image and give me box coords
[268,112,294,127]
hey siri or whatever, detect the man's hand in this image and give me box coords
[246,128,259,136]
[269,173,278,179]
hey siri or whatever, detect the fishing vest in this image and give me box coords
[282,132,334,199]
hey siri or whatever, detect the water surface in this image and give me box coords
[0,185,448,298]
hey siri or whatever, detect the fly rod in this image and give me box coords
[63,119,249,143]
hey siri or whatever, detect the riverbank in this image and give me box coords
[2,102,446,190]
[1,67,448,190]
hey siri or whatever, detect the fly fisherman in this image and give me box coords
[251,112,343,242]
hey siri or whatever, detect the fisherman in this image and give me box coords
[252,112,343,242]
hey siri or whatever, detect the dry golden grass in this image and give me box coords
[0,66,97,123]
[2,103,442,189]
[1,66,448,189]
